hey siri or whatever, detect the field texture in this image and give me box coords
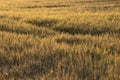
[0,0,120,80]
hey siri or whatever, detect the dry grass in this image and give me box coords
[0,0,120,80]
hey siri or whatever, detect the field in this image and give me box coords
[0,0,120,80]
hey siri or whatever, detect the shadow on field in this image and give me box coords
[0,22,57,38]
[56,37,81,45]
[84,5,120,12]
[0,15,6,19]
[20,5,71,9]
[71,0,120,4]
[0,15,21,21]
[27,19,120,36]
[10,16,21,21]
[53,25,120,36]
[27,19,58,28]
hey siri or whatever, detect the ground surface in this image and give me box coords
[0,0,120,80]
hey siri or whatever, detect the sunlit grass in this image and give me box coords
[0,0,120,80]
